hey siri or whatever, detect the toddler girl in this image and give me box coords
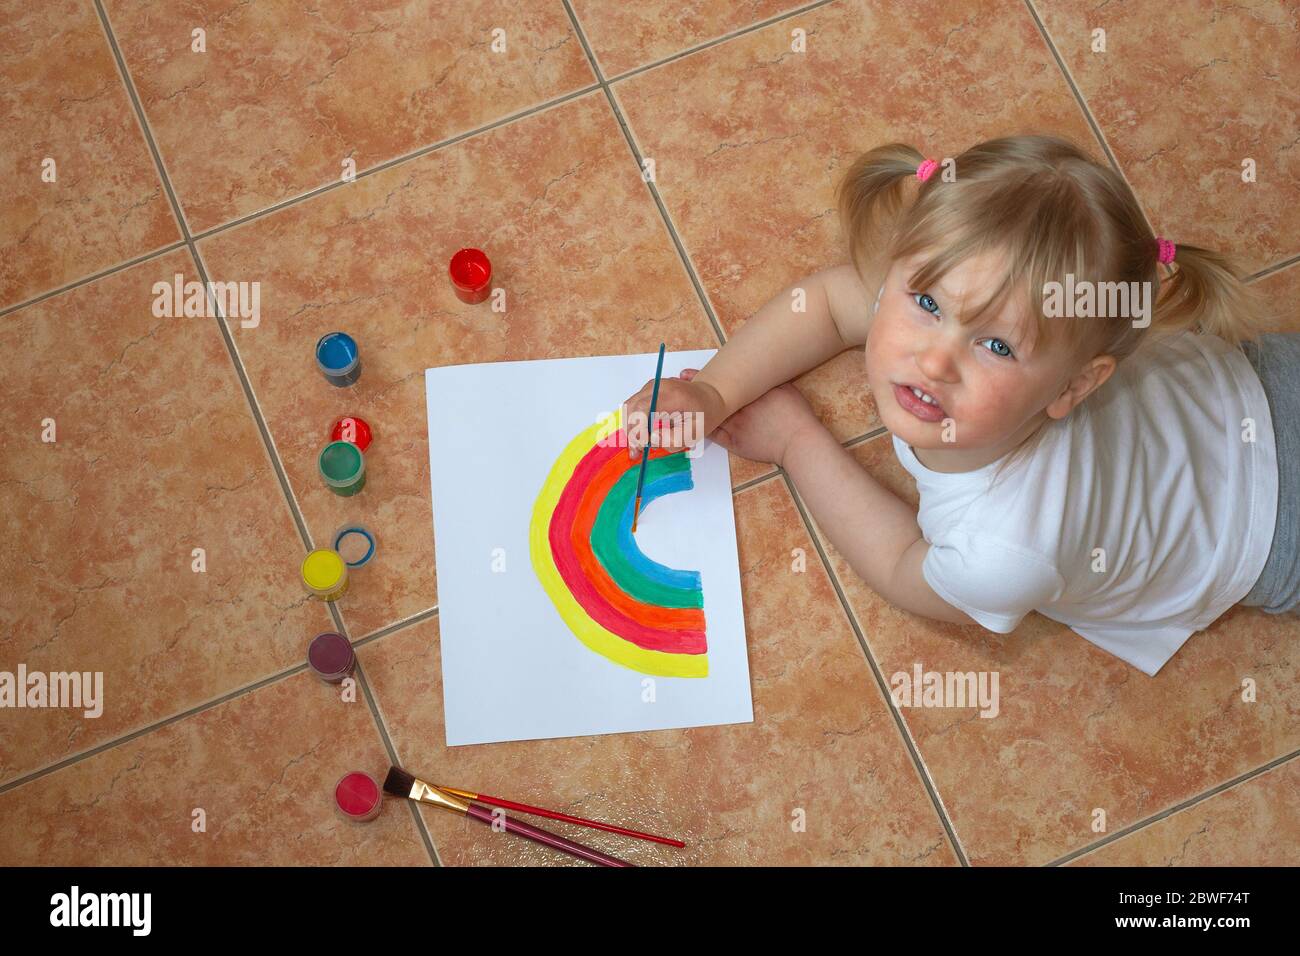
[624,134,1296,676]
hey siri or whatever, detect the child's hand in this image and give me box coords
[623,368,728,459]
[710,382,820,468]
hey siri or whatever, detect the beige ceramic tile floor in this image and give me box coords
[1,0,1296,865]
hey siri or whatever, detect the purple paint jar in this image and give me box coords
[307,632,356,684]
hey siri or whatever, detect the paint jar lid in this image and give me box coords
[307,632,356,682]
[335,771,382,822]
[449,248,492,292]
[333,524,377,569]
[316,332,359,375]
[319,440,365,487]
[331,415,373,452]
[302,548,347,594]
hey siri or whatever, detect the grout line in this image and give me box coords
[1247,253,1300,283]
[190,82,602,244]
[326,598,442,865]
[354,657,443,867]
[0,241,187,318]
[730,427,887,494]
[190,247,315,548]
[352,605,440,648]
[601,0,840,86]
[327,596,442,867]
[95,0,315,549]
[1047,749,1300,866]
[731,469,782,494]
[91,0,444,868]
[1023,6,1299,291]
[1020,0,1158,237]
[560,0,729,349]
[93,1,192,238]
[776,470,973,866]
[0,665,309,798]
[844,425,888,449]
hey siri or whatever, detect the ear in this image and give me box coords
[1045,353,1117,419]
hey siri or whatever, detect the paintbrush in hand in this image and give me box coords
[631,343,667,533]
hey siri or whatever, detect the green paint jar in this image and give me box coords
[319,440,366,496]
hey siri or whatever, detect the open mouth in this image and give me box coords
[892,383,947,423]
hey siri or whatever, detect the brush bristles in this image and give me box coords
[383,765,416,798]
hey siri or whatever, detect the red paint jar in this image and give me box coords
[330,415,373,452]
[334,771,382,822]
[449,248,492,304]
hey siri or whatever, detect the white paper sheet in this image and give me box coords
[425,349,753,746]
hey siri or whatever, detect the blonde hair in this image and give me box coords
[834,134,1271,483]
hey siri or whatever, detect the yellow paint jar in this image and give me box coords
[301,548,349,601]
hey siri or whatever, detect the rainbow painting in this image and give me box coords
[529,407,708,678]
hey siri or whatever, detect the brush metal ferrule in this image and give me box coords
[410,777,471,814]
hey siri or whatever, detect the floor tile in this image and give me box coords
[572,0,808,77]
[1251,261,1300,333]
[0,249,333,786]
[1071,758,1300,866]
[198,92,722,639]
[803,432,1300,865]
[0,0,179,310]
[0,671,429,865]
[103,0,596,233]
[611,0,1099,444]
[359,478,958,865]
[1033,0,1300,273]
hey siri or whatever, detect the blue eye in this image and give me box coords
[912,293,940,315]
[981,338,1015,358]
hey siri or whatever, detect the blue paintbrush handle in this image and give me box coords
[633,343,667,515]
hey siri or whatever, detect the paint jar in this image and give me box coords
[334,771,382,822]
[307,632,356,683]
[302,548,349,601]
[333,524,377,569]
[330,415,373,452]
[316,332,361,387]
[319,440,366,496]
[449,248,492,304]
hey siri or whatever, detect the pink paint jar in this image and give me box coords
[334,771,382,822]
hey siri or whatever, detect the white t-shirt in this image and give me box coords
[894,330,1279,676]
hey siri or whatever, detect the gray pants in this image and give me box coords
[1240,333,1300,613]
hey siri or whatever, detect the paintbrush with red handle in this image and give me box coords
[437,783,685,848]
[384,766,634,867]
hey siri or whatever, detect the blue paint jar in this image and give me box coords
[316,332,361,387]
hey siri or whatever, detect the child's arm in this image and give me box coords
[782,420,980,627]
[693,263,880,420]
[705,377,979,627]
[624,264,880,455]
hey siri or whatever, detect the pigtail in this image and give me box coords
[1152,243,1270,348]
[835,143,926,280]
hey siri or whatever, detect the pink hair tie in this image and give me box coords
[1155,236,1176,264]
[916,158,939,182]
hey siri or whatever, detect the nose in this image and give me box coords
[914,337,960,385]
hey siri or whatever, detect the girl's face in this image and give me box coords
[865,249,1085,471]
